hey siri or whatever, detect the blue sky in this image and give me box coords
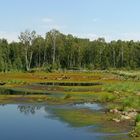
[0,0,140,42]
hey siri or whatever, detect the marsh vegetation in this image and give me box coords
[0,71,140,139]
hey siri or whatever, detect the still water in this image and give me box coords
[0,103,130,140]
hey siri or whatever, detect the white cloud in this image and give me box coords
[42,17,53,23]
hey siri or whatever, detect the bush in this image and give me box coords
[122,96,140,109]
[64,94,71,99]
[96,92,116,102]
[136,114,140,123]
[122,97,134,107]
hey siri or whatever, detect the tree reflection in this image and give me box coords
[17,104,43,115]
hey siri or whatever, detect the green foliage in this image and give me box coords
[86,64,94,70]
[136,114,140,123]
[44,64,53,72]
[63,94,71,99]
[97,93,116,102]
[103,82,140,93]
[7,79,26,84]
[122,96,140,109]
[122,97,134,107]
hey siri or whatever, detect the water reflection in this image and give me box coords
[16,103,103,115]
[0,103,131,140]
[74,103,103,110]
[17,105,43,115]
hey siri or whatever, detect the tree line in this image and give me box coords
[0,29,140,72]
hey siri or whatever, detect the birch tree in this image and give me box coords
[46,29,60,65]
[19,30,36,71]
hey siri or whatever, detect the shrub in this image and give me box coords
[64,94,71,99]
[136,114,140,123]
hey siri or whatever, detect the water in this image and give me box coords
[0,103,130,140]
[39,82,103,86]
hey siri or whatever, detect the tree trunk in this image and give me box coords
[113,47,116,67]
[38,47,41,67]
[25,48,29,71]
[28,51,33,70]
[52,39,56,65]
[121,46,124,67]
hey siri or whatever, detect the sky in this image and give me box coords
[0,0,140,42]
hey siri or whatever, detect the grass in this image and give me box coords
[0,95,48,103]
[0,70,139,106]
[111,70,140,80]
[102,81,140,93]
[0,70,139,108]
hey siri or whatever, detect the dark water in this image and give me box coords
[39,82,103,86]
[0,103,130,140]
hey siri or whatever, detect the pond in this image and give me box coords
[0,103,131,140]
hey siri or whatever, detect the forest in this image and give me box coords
[0,29,140,72]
